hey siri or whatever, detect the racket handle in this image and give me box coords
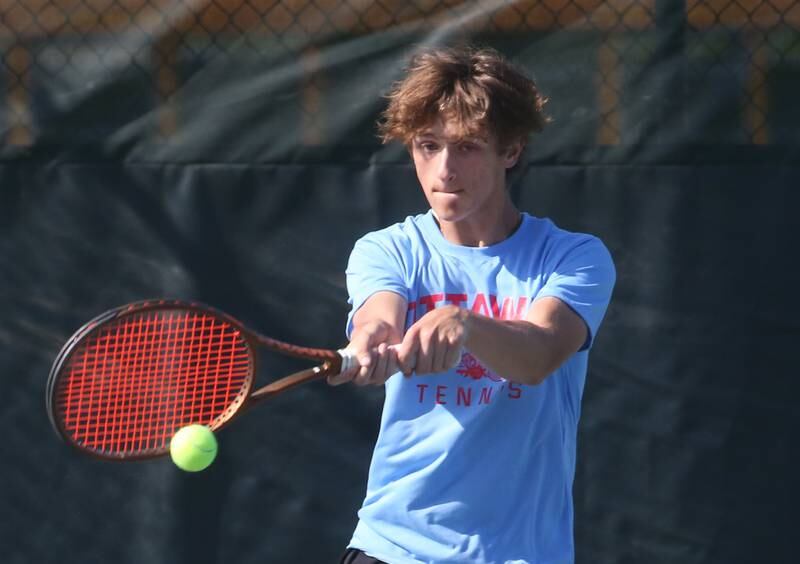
[337,349,358,374]
[336,345,402,372]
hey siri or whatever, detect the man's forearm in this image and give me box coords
[463,306,580,385]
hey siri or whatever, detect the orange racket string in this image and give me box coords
[55,310,252,456]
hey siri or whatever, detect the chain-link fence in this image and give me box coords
[1,0,799,150]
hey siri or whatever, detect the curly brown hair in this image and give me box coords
[378,46,548,151]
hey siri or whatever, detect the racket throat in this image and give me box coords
[250,363,331,402]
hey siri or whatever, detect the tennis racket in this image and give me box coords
[46,299,356,461]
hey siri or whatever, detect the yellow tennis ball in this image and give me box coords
[170,425,218,472]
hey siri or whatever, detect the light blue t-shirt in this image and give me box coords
[345,211,615,564]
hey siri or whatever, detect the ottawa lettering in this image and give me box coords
[408,293,528,322]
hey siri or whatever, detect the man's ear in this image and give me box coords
[504,141,524,169]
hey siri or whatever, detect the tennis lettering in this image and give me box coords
[415,382,523,406]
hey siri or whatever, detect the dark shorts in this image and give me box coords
[339,548,388,564]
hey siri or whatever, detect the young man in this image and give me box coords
[330,46,616,564]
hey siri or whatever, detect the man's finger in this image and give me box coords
[444,345,462,372]
[415,333,434,375]
[353,350,376,386]
[370,343,390,385]
[432,337,448,373]
[397,336,419,376]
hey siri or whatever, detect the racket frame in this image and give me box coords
[46,299,351,461]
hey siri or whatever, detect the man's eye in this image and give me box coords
[458,143,476,152]
[421,143,438,152]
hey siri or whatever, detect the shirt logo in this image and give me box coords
[455,352,503,382]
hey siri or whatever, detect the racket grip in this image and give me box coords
[336,345,401,374]
[337,349,358,374]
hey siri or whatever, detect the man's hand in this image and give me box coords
[396,305,469,376]
[328,292,407,387]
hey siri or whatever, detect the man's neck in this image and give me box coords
[434,199,522,248]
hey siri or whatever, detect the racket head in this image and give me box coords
[47,300,257,461]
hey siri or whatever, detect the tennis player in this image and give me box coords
[330,45,616,564]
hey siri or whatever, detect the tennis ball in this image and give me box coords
[170,425,218,472]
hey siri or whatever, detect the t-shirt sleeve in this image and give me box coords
[345,233,409,339]
[535,235,616,350]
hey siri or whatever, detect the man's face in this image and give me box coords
[410,120,521,226]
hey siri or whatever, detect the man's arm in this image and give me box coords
[327,291,407,386]
[465,296,586,385]
[396,296,587,385]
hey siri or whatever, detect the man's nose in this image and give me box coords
[436,147,456,182]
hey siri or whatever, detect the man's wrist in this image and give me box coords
[458,306,474,346]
